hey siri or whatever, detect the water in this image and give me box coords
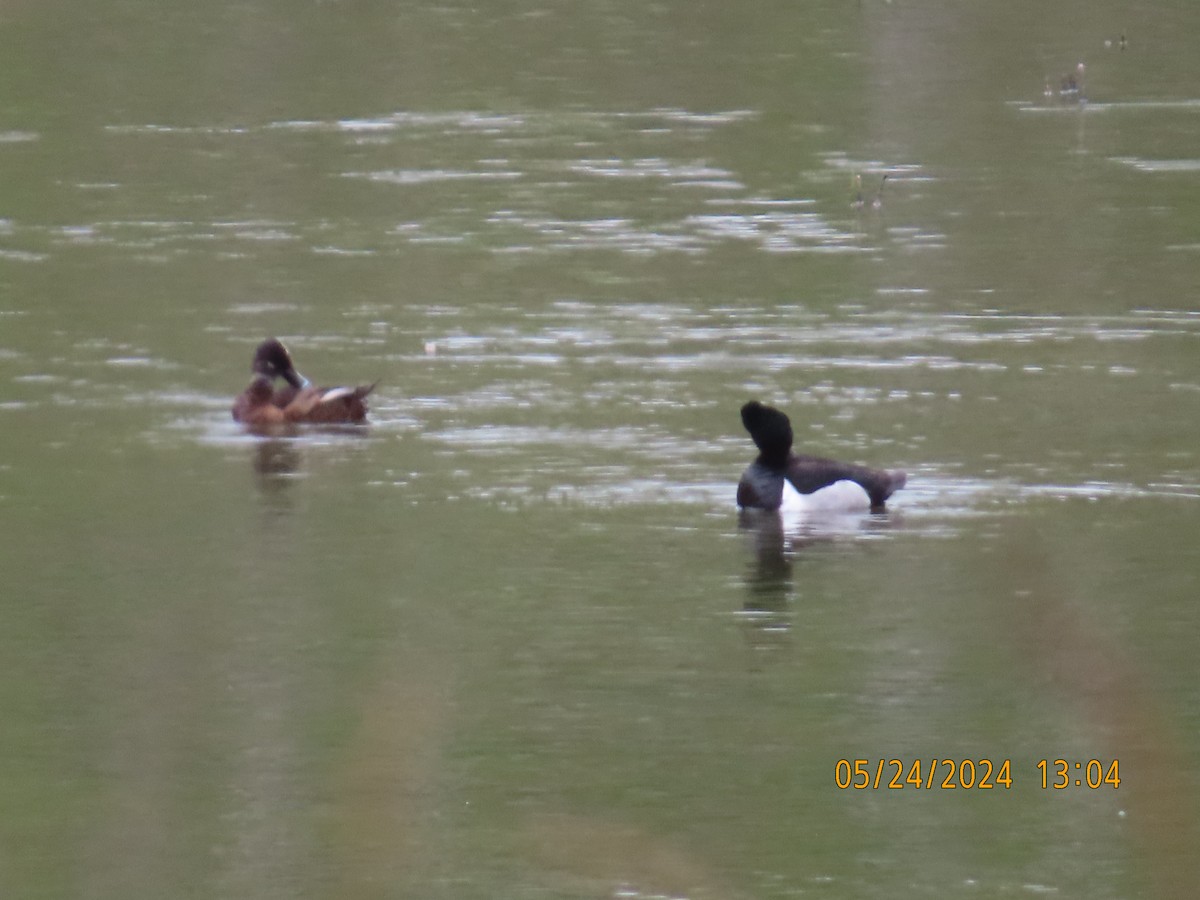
[1,2,1199,898]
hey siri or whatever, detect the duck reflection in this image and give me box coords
[737,507,899,647]
[737,509,809,649]
[248,427,371,506]
[251,438,302,510]
[254,438,301,478]
[738,509,794,630]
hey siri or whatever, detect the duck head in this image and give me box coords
[252,338,310,389]
[741,401,794,467]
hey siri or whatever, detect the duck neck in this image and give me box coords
[758,448,792,471]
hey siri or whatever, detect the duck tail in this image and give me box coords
[869,469,907,508]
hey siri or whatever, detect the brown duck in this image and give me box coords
[232,338,375,426]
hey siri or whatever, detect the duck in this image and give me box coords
[871,173,889,210]
[232,338,375,426]
[736,401,906,512]
[851,174,888,211]
[850,174,865,210]
[1059,62,1086,99]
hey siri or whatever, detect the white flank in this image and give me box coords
[780,479,872,513]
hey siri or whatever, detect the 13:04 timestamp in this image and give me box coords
[1037,759,1121,789]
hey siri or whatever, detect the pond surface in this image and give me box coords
[1,2,1199,898]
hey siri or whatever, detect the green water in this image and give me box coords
[1,2,1199,898]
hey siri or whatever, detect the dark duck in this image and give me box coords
[736,401,906,512]
[232,338,375,427]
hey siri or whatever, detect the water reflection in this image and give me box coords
[241,428,372,512]
[737,507,901,647]
[737,510,794,645]
[251,438,302,503]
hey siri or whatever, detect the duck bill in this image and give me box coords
[283,368,311,389]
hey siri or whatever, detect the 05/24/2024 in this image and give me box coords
[834,758,1121,790]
